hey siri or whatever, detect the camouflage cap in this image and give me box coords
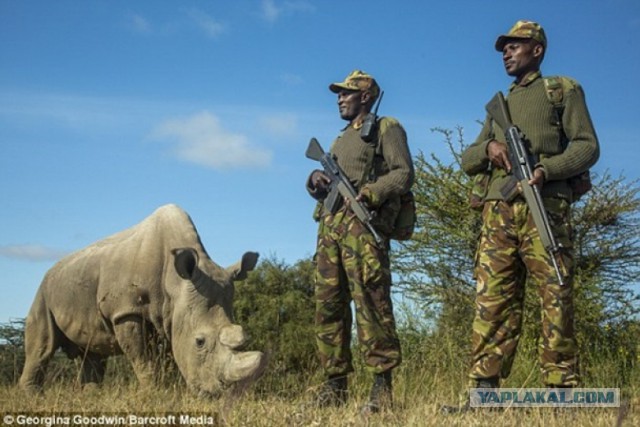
[329,70,380,99]
[495,20,547,51]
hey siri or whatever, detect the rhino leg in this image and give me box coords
[113,315,156,385]
[19,289,62,392]
[77,352,107,387]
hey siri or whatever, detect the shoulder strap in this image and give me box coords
[543,75,581,119]
[543,76,575,140]
[543,76,579,104]
[365,117,384,183]
[543,76,565,107]
[365,116,405,182]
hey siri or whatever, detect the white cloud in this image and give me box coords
[284,1,316,13]
[0,91,161,135]
[259,113,298,137]
[187,9,226,38]
[127,13,152,35]
[0,245,69,262]
[125,9,228,39]
[262,0,280,23]
[281,73,304,86]
[261,0,315,24]
[152,111,272,170]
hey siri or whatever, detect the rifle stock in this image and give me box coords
[485,92,566,286]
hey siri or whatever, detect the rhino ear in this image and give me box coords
[172,248,199,280]
[228,251,259,281]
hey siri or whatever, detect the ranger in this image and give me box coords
[306,70,414,414]
[445,20,599,412]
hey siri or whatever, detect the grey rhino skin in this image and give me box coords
[19,204,265,395]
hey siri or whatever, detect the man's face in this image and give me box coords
[337,89,365,121]
[501,38,543,80]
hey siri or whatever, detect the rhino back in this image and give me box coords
[41,204,219,354]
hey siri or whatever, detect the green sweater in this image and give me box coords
[461,72,600,201]
[307,117,414,227]
[331,117,413,204]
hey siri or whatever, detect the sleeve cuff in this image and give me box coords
[360,186,382,208]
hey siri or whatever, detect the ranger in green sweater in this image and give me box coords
[448,20,599,412]
[306,70,414,414]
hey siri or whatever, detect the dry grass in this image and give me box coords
[1,374,637,426]
[2,333,638,426]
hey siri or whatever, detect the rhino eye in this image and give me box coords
[195,337,205,348]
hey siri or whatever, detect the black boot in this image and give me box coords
[477,377,500,389]
[440,377,499,414]
[314,374,348,407]
[361,371,393,415]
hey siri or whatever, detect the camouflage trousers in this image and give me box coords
[469,199,579,387]
[314,208,401,376]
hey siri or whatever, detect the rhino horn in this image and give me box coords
[226,251,259,281]
[223,351,266,383]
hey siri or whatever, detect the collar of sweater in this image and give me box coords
[510,70,542,91]
[342,121,364,131]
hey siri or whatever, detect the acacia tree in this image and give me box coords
[393,127,640,369]
[0,319,25,384]
[392,127,479,344]
[233,256,317,394]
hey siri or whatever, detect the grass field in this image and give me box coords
[1,322,638,426]
[0,381,635,426]
[1,354,637,427]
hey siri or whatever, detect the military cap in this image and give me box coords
[329,70,380,100]
[495,20,547,51]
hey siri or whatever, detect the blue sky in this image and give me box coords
[1,0,639,324]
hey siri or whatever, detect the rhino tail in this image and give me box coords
[19,287,62,391]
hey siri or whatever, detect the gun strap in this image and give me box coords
[543,76,570,147]
[365,117,385,184]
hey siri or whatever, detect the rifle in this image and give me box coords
[485,92,565,286]
[360,90,384,142]
[305,137,384,246]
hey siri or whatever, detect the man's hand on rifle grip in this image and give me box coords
[487,140,512,172]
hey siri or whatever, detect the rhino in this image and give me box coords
[19,204,265,396]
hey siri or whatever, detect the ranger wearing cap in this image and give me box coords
[329,70,381,100]
[305,70,414,414]
[443,20,600,413]
[494,20,547,51]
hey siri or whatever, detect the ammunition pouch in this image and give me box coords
[499,176,520,203]
[391,191,416,240]
[369,191,416,241]
[568,170,592,202]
